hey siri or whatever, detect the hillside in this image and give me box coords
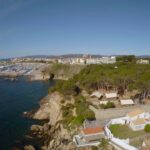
[50,62,150,102]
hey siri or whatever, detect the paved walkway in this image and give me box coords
[89,104,150,122]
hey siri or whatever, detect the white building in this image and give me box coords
[73,120,105,147]
[126,108,150,131]
[90,91,103,99]
[105,92,118,99]
[100,56,116,64]
[137,59,149,64]
[120,99,134,106]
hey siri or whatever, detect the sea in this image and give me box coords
[0,77,54,150]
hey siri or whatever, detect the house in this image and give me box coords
[130,118,146,131]
[127,108,150,131]
[120,99,134,106]
[90,91,103,99]
[105,92,118,99]
[73,120,105,147]
[137,59,149,64]
[127,108,146,121]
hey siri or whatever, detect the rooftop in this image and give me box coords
[127,108,145,118]
[120,99,134,105]
[105,92,117,99]
[90,91,103,98]
[83,127,104,135]
[132,118,145,125]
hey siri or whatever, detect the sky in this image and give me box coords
[0,0,150,58]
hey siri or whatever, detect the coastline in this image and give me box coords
[0,77,52,150]
[19,92,76,150]
[0,72,69,81]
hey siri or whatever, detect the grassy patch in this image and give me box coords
[109,124,146,139]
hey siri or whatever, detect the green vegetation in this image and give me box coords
[92,146,98,150]
[74,95,95,122]
[100,102,115,109]
[144,124,150,132]
[130,138,143,148]
[109,124,145,139]
[49,62,150,129]
[98,138,109,150]
[49,80,80,96]
[92,139,114,150]
[50,63,150,103]
[116,55,136,62]
[61,95,95,128]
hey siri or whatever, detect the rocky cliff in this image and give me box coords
[23,92,77,150]
[33,92,63,125]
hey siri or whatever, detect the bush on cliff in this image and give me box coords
[61,95,95,128]
[49,80,80,96]
[144,124,150,132]
[74,95,95,122]
[61,103,74,118]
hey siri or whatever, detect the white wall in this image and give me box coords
[130,122,145,131]
[127,113,146,121]
[109,117,129,125]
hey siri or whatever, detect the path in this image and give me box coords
[89,104,150,121]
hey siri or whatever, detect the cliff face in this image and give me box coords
[33,92,62,125]
[19,92,95,150]
[30,92,76,150]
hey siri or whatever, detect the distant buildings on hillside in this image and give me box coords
[8,55,150,65]
[136,59,149,64]
[58,56,116,65]
[10,55,116,65]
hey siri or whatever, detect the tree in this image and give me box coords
[98,138,109,150]
[116,55,136,62]
[144,124,150,132]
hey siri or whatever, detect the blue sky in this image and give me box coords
[0,0,150,58]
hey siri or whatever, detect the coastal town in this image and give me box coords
[2,55,149,150]
[0,55,149,80]
[1,0,150,150]
[0,55,117,81]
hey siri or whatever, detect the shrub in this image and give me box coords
[75,95,95,120]
[71,115,85,126]
[61,104,74,118]
[100,102,115,109]
[92,146,98,150]
[107,101,115,108]
[144,124,150,132]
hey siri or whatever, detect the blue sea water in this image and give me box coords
[0,77,54,150]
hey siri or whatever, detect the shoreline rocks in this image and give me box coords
[20,92,77,150]
[33,92,63,125]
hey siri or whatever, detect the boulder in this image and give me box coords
[30,125,43,132]
[24,145,35,150]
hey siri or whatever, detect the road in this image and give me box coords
[89,104,150,122]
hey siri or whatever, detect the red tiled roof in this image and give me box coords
[83,127,104,135]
